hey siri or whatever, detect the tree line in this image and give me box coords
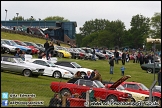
[76,12,161,50]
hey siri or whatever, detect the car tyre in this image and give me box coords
[58,52,64,58]
[60,89,71,96]
[80,72,86,78]
[6,48,10,54]
[147,68,153,73]
[23,70,32,77]
[53,71,62,78]
[105,95,117,102]
[131,98,136,102]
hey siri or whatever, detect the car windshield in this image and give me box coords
[94,80,105,88]
[139,83,149,91]
[3,40,12,45]
[116,85,125,90]
[154,86,161,92]
[15,41,27,46]
[47,61,56,67]
[31,42,40,48]
[15,58,24,63]
[10,41,17,46]
[1,40,6,44]
[71,62,82,68]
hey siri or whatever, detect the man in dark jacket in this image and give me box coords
[44,40,49,52]
[109,56,115,74]
[84,71,92,80]
[122,51,126,65]
[114,49,119,64]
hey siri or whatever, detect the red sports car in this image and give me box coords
[50,78,131,102]
[14,40,39,54]
[121,81,161,101]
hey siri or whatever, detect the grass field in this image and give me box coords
[1,31,158,107]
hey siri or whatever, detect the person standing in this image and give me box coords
[120,65,125,76]
[49,93,61,107]
[84,71,92,80]
[157,69,161,86]
[109,56,115,74]
[114,49,119,64]
[91,48,96,61]
[122,51,126,65]
[44,40,49,60]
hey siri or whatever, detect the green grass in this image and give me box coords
[1,31,158,107]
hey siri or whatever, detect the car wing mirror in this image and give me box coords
[46,65,50,67]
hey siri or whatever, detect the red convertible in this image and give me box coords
[50,78,131,102]
[121,81,161,101]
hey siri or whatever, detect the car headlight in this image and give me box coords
[10,48,15,50]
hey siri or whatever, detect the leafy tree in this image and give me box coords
[11,16,25,21]
[130,14,150,49]
[43,16,69,21]
[81,32,99,47]
[105,20,125,48]
[75,33,84,47]
[150,12,161,38]
[79,19,110,36]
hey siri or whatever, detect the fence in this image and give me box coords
[1,77,161,107]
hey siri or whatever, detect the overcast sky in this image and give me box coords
[1,1,161,33]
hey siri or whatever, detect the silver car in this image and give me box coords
[1,56,45,77]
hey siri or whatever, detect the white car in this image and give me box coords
[54,61,93,76]
[1,39,17,54]
[27,59,74,78]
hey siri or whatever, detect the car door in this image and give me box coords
[57,62,77,74]
[32,60,53,76]
[1,57,18,72]
[73,80,91,96]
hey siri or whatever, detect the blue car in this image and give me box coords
[2,39,32,54]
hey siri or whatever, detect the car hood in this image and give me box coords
[24,62,44,69]
[109,75,131,89]
[57,50,70,54]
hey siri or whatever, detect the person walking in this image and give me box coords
[157,69,161,86]
[109,56,115,74]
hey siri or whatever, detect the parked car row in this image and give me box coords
[1,55,94,79]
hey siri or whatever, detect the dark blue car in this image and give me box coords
[2,39,32,54]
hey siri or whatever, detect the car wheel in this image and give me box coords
[147,68,153,73]
[53,71,62,78]
[80,72,86,78]
[105,95,117,102]
[58,52,63,58]
[60,89,71,96]
[23,70,32,77]
[131,98,136,102]
[6,48,10,54]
